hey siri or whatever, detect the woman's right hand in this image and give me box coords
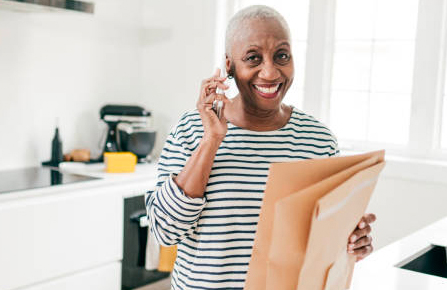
[197,68,230,143]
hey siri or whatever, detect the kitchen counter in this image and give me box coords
[0,162,158,202]
[0,162,159,290]
[350,216,447,289]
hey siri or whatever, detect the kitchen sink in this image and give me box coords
[396,244,447,279]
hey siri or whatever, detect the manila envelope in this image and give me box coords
[244,150,385,290]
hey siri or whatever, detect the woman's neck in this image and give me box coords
[226,95,292,131]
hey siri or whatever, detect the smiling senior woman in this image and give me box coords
[146,5,375,290]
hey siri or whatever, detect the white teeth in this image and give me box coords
[254,84,280,94]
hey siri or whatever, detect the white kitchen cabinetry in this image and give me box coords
[18,263,121,290]
[0,186,124,290]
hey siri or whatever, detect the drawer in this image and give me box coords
[0,187,123,290]
[21,262,121,290]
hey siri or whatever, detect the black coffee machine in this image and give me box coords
[98,105,156,162]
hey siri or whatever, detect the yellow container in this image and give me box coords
[158,245,177,272]
[104,152,137,173]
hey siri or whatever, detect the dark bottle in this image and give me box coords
[50,127,63,167]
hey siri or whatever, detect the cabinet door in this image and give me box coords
[0,187,123,290]
[22,262,121,290]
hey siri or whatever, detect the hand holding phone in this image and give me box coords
[197,65,229,142]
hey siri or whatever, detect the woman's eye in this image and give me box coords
[245,54,261,64]
[275,52,291,63]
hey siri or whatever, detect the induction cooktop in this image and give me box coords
[0,166,101,194]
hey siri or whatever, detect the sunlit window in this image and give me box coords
[329,0,418,146]
[235,0,310,109]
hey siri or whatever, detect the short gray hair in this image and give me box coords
[225,5,291,56]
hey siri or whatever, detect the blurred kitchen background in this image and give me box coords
[0,0,217,169]
[1,0,447,289]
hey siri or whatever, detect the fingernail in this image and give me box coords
[348,249,354,254]
[350,235,357,242]
[359,222,366,229]
[349,244,355,249]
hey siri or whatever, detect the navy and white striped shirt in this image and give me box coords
[146,107,339,290]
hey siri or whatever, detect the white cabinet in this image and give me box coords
[0,186,123,290]
[20,262,121,290]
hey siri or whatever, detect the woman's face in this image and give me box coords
[227,18,294,112]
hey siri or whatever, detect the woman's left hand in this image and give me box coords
[347,213,376,261]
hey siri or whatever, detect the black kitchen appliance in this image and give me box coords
[122,195,170,290]
[98,105,156,162]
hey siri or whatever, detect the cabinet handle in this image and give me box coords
[130,210,149,227]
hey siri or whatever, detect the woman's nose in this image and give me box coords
[258,61,281,80]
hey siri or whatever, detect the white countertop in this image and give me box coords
[0,162,158,202]
[350,216,447,289]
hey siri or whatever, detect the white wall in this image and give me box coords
[366,158,447,249]
[139,0,217,157]
[369,176,447,249]
[0,0,145,170]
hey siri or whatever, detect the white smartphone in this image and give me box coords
[212,58,226,118]
[212,99,223,119]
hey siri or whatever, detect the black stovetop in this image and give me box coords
[0,166,100,194]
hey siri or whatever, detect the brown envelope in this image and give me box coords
[244,150,385,290]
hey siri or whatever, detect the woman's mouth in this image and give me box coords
[253,83,282,99]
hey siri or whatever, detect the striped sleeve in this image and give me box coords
[293,109,340,157]
[145,116,207,246]
[330,133,340,157]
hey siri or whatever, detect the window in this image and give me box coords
[233,0,310,109]
[329,0,418,146]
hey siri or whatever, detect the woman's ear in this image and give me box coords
[225,54,234,79]
[225,54,231,76]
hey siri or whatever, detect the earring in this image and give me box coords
[228,74,234,79]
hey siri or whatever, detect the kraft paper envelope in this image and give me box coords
[244,150,385,290]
